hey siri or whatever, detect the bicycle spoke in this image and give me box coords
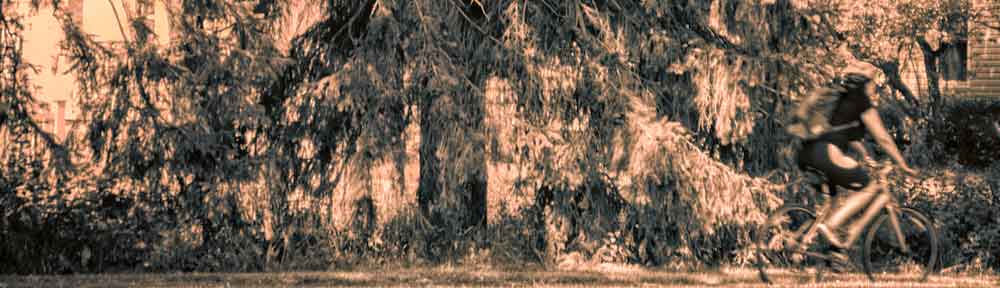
[757,206,825,284]
[863,207,939,282]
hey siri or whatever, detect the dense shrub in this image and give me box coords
[0,189,148,274]
[898,164,1000,272]
[929,100,1000,167]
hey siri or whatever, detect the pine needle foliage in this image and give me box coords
[0,0,997,272]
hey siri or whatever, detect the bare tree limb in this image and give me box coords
[108,0,131,44]
[446,0,502,45]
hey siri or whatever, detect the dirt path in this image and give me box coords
[1,266,996,287]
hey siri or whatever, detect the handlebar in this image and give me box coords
[864,159,930,203]
[864,159,920,180]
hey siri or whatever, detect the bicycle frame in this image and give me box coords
[835,187,895,250]
[883,201,911,254]
[790,180,911,255]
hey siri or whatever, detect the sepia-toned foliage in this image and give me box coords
[0,0,79,273]
[0,0,997,274]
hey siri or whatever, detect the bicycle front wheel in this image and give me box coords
[756,205,825,284]
[862,207,939,282]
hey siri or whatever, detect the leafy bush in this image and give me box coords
[0,188,150,274]
[898,164,1000,272]
[928,100,1000,167]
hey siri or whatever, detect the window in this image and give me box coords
[940,39,968,81]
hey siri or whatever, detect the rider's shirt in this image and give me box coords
[820,88,873,148]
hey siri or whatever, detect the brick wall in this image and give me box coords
[899,0,1000,102]
[962,0,1000,101]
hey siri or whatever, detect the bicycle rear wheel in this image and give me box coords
[863,207,939,282]
[756,205,826,284]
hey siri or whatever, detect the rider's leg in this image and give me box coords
[813,142,876,248]
[842,190,892,245]
[817,184,878,248]
[822,183,879,234]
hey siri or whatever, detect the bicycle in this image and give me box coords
[754,161,940,284]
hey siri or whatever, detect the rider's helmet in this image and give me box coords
[833,61,878,97]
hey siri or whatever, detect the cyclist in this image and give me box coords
[794,63,919,253]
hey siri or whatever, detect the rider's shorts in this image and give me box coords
[796,140,871,195]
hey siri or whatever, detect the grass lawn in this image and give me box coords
[1,265,997,287]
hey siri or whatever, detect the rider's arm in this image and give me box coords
[859,108,914,173]
[849,140,871,161]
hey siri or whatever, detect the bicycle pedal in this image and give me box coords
[826,250,855,271]
[828,251,849,264]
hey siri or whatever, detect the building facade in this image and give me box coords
[20,0,172,141]
[902,0,1000,102]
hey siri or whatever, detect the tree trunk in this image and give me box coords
[417,91,442,225]
[464,170,487,228]
[415,87,487,260]
[917,38,944,117]
[874,60,921,109]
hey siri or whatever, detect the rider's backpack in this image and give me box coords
[786,84,860,140]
